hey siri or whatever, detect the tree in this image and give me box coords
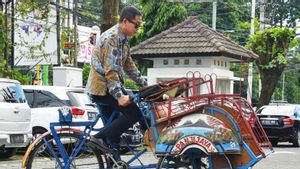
[135,0,187,43]
[186,0,251,45]
[82,64,90,86]
[78,0,102,27]
[0,60,30,84]
[283,70,300,103]
[101,0,119,32]
[265,0,300,28]
[129,0,187,75]
[0,1,29,83]
[278,53,300,103]
[247,27,297,108]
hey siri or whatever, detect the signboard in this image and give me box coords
[77,25,100,63]
[14,4,58,66]
[171,136,217,154]
[78,41,94,63]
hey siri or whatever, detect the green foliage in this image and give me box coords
[247,27,297,70]
[230,63,248,97]
[131,0,188,46]
[298,69,300,85]
[273,70,300,103]
[247,27,297,106]
[273,87,281,101]
[82,64,90,87]
[15,0,52,60]
[283,70,300,103]
[0,60,30,84]
[124,79,139,90]
[265,0,300,27]
[78,0,102,27]
[60,27,78,64]
[186,0,251,45]
[130,0,187,74]
[17,0,51,19]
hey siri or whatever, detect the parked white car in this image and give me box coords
[22,85,102,140]
[0,78,32,158]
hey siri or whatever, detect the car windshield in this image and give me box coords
[67,91,93,107]
[259,106,295,116]
[0,82,26,103]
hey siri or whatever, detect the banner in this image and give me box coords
[14,3,58,66]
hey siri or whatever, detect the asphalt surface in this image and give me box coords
[0,142,299,169]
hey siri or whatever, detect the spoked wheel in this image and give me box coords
[157,155,208,169]
[26,133,110,169]
[157,150,232,169]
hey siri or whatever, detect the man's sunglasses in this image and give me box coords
[128,19,141,29]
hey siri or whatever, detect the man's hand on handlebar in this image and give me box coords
[118,95,131,106]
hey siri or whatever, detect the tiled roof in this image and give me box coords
[131,16,258,61]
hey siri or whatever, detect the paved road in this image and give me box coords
[0,143,299,169]
[252,143,300,169]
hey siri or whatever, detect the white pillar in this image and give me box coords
[212,1,217,30]
[247,0,256,104]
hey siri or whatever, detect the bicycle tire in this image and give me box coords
[157,155,204,169]
[157,149,232,169]
[25,133,108,169]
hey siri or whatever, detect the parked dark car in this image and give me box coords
[256,104,300,147]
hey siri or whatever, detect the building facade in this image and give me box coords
[131,16,258,94]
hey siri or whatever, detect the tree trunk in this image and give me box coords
[101,0,119,32]
[257,68,284,108]
[0,2,3,11]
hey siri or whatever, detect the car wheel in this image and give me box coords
[292,128,300,147]
[32,128,48,142]
[271,139,278,147]
[0,148,18,159]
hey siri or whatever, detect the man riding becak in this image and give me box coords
[85,6,147,150]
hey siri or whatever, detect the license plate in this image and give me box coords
[261,120,278,125]
[10,134,24,144]
[87,112,97,120]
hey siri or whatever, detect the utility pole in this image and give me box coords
[10,0,14,69]
[56,0,61,65]
[247,0,256,104]
[258,0,265,99]
[73,0,78,67]
[259,0,265,30]
[4,0,9,70]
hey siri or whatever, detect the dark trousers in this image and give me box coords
[90,94,143,143]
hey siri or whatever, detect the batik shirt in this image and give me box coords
[85,24,147,100]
